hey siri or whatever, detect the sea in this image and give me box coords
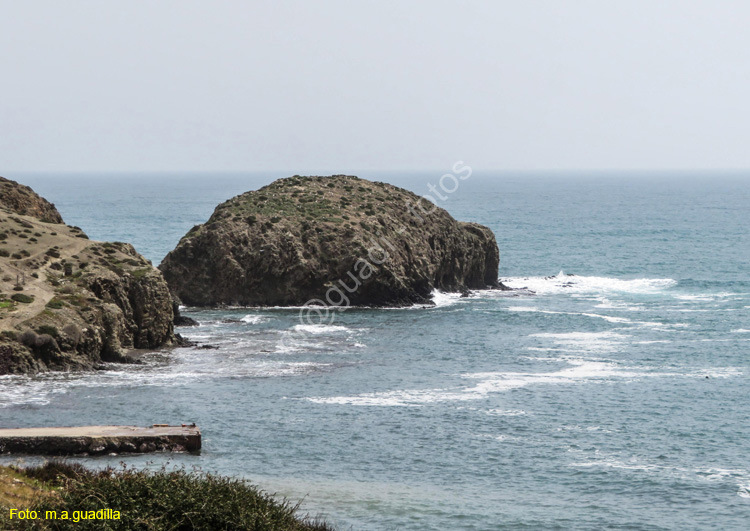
[1,171,749,530]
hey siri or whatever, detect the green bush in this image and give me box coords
[11,293,34,303]
[0,330,17,340]
[46,298,65,309]
[0,249,8,257]
[36,325,59,338]
[19,330,38,346]
[15,463,333,531]
[131,268,151,279]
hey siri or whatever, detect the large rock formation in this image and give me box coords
[0,177,63,224]
[0,177,176,375]
[160,175,502,307]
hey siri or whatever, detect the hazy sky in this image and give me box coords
[2,0,750,172]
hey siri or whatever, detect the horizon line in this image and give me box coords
[6,168,750,176]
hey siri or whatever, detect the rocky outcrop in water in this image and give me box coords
[160,175,502,307]
[0,178,176,375]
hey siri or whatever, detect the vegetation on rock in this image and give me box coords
[0,178,63,224]
[0,177,176,375]
[160,175,502,307]
[1,462,333,531]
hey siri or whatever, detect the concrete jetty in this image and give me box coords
[0,425,201,456]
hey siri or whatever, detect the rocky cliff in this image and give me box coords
[0,177,63,224]
[160,175,502,307]
[0,177,176,375]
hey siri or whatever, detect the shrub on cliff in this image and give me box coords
[9,462,333,531]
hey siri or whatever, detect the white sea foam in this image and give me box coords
[556,425,616,434]
[276,325,363,354]
[430,290,465,308]
[672,294,714,301]
[0,349,337,407]
[570,454,750,497]
[579,313,685,329]
[506,306,685,330]
[732,329,750,333]
[292,324,350,334]
[241,314,269,324]
[673,292,737,302]
[593,297,644,311]
[501,271,676,295]
[307,358,644,407]
[579,313,634,324]
[306,353,743,407]
[693,367,744,378]
[569,457,667,473]
[530,331,628,353]
[274,339,304,354]
[484,408,527,417]
[494,434,519,442]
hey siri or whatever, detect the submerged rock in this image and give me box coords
[160,175,503,307]
[172,301,199,326]
[0,177,176,375]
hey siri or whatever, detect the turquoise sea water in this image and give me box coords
[2,172,750,530]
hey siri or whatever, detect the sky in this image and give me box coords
[2,0,750,173]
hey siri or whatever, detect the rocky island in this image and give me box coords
[160,175,503,307]
[0,177,176,375]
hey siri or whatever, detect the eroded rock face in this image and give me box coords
[0,176,63,224]
[160,175,501,307]
[80,244,176,354]
[0,179,176,375]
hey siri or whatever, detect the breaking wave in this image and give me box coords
[501,271,677,295]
